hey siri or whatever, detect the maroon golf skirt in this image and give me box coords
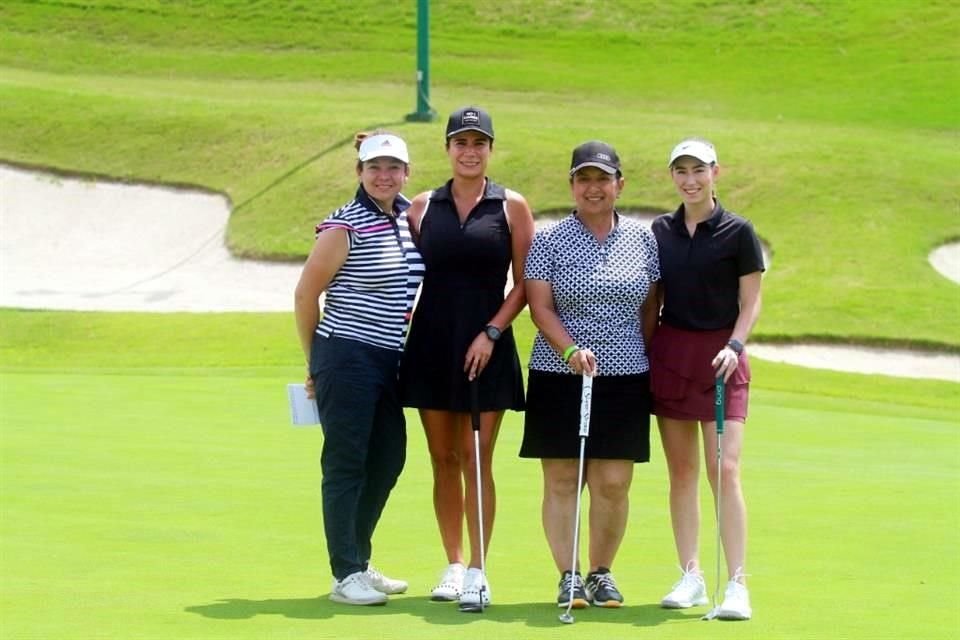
[650,324,751,423]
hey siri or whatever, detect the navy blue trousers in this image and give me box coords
[310,335,406,580]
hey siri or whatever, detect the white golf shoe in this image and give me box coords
[431,562,466,601]
[661,565,708,608]
[330,571,388,605]
[716,570,752,620]
[458,567,491,607]
[365,565,408,595]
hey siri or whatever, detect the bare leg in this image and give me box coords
[586,459,634,571]
[459,410,502,568]
[702,419,747,584]
[421,409,465,565]
[541,458,581,572]
[657,416,702,571]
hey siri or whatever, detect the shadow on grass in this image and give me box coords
[186,595,695,628]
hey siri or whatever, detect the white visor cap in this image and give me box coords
[358,134,409,164]
[668,139,717,167]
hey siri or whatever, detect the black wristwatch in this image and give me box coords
[484,325,502,342]
[726,339,744,355]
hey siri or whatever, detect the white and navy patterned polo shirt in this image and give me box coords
[315,186,425,351]
[524,212,660,375]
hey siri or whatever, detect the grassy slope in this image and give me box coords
[1,310,958,639]
[1,0,959,345]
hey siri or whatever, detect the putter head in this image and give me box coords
[558,612,575,624]
[457,585,487,613]
[702,606,720,621]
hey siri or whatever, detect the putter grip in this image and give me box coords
[714,378,725,435]
[470,379,481,432]
[579,374,593,437]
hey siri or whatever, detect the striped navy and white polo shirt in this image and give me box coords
[315,186,425,351]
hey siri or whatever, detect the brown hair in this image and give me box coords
[353,131,370,152]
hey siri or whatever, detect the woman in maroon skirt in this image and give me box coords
[650,139,764,620]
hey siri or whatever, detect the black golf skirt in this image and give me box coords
[520,370,652,462]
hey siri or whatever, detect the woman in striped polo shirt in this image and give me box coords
[294,132,425,606]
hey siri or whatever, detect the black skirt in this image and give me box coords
[520,371,651,462]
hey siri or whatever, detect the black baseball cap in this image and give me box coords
[569,140,621,175]
[445,106,494,140]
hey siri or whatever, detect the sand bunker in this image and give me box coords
[930,242,960,284]
[0,165,302,312]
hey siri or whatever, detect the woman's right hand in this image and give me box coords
[568,348,597,376]
[304,374,316,399]
[711,346,740,383]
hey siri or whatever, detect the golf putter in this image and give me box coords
[459,379,487,613]
[703,377,726,621]
[559,373,593,625]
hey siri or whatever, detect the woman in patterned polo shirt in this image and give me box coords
[294,132,425,606]
[521,141,661,609]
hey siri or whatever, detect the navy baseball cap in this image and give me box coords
[445,106,494,140]
[569,141,621,175]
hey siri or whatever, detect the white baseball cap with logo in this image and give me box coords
[358,134,410,164]
[668,139,717,167]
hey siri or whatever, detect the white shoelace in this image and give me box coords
[589,573,618,591]
[559,573,585,593]
[728,566,751,587]
[671,563,704,590]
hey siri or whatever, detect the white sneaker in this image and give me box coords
[431,562,466,601]
[330,571,388,605]
[365,565,408,595]
[717,573,752,620]
[661,566,708,608]
[458,568,491,607]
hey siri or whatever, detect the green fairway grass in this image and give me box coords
[1,311,958,639]
[1,1,959,638]
[1,0,959,345]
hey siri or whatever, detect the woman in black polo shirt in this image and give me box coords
[650,138,764,620]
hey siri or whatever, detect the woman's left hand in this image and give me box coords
[464,332,495,381]
[712,346,740,383]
